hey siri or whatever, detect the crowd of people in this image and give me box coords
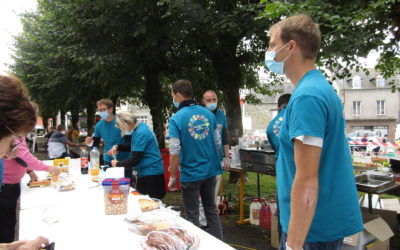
[0,14,365,250]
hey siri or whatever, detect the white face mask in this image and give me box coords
[264,43,291,75]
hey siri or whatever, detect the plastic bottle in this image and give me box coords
[259,198,271,230]
[249,199,261,225]
[269,200,277,216]
[80,147,89,174]
[90,147,100,176]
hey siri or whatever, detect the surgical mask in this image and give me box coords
[206,103,218,111]
[173,99,180,108]
[264,43,291,75]
[124,130,133,136]
[99,111,110,120]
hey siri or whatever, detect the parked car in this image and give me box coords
[347,130,380,143]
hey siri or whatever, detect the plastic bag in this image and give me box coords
[141,228,200,250]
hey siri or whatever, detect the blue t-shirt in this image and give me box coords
[169,105,222,183]
[266,108,286,158]
[131,123,164,178]
[214,109,228,162]
[0,159,3,187]
[277,69,363,242]
[93,117,130,162]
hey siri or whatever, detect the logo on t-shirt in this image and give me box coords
[273,116,284,137]
[188,115,210,140]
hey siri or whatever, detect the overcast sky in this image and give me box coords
[0,0,37,74]
[0,0,378,76]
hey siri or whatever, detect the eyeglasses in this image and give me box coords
[1,122,23,152]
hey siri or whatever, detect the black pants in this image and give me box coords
[136,174,166,200]
[0,183,21,243]
[181,176,223,240]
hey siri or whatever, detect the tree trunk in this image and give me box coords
[71,106,79,129]
[42,116,49,131]
[144,66,166,149]
[86,104,95,136]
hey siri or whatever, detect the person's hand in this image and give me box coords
[107,148,114,156]
[111,160,118,167]
[28,171,39,182]
[168,176,177,191]
[84,137,92,146]
[223,157,230,171]
[6,236,49,250]
[48,165,61,176]
[110,145,118,156]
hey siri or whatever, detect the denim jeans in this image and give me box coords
[280,232,343,250]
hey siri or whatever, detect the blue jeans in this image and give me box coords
[280,232,343,250]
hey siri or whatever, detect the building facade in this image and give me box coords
[336,69,400,141]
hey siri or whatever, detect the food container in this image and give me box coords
[101,178,130,215]
[127,210,178,235]
[141,228,200,250]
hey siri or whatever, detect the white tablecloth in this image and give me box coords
[19,159,233,250]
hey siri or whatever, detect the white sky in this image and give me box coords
[0,0,379,76]
[0,0,37,74]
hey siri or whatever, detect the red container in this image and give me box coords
[160,148,181,192]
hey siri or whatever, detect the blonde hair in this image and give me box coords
[115,111,138,135]
[270,14,321,59]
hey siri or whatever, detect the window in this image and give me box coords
[352,76,361,89]
[376,76,385,87]
[352,101,361,116]
[137,116,148,124]
[376,100,385,115]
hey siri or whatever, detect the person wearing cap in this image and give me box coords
[265,15,363,249]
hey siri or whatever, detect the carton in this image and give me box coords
[342,212,394,250]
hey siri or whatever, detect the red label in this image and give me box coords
[80,158,89,168]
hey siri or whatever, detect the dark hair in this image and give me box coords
[0,75,36,140]
[56,124,66,132]
[278,94,291,107]
[96,98,114,109]
[172,80,193,99]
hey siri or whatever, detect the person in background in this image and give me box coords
[85,98,130,166]
[199,90,230,228]
[47,124,80,159]
[168,80,223,239]
[111,111,165,199]
[67,125,79,143]
[266,94,291,156]
[1,103,61,244]
[0,74,51,248]
[265,15,362,249]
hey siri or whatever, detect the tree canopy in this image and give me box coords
[10,0,400,146]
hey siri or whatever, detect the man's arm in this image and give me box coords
[287,139,321,250]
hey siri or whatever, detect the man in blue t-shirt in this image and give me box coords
[85,98,130,166]
[266,93,291,158]
[168,80,223,240]
[265,15,363,249]
[199,90,230,228]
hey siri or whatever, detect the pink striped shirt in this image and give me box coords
[2,137,50,184]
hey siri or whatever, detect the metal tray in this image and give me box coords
[355,173,395,192]
[239,149,276,175]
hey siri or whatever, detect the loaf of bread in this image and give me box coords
[139,199,160,211]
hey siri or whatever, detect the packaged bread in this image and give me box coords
[139,198,161,212]
[28,179,51,188]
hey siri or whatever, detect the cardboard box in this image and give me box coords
[381,198,400,214]
[343,212,394,250]
[365,239,390,250]
[271,213,279,249]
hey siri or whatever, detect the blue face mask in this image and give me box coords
[264,43,290,75]
[99,111,110,120]
[206,103,218,111]
[124,130,133,136]
[173,98,180,108]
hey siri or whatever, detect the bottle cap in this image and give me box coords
[270,200,276,203]
[253,199,259,202]
[260,198,266,202]
[93,147,97,149]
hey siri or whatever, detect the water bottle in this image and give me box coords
[249,199,261,225]
[80,147,89,174]
[90,147,100,176]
